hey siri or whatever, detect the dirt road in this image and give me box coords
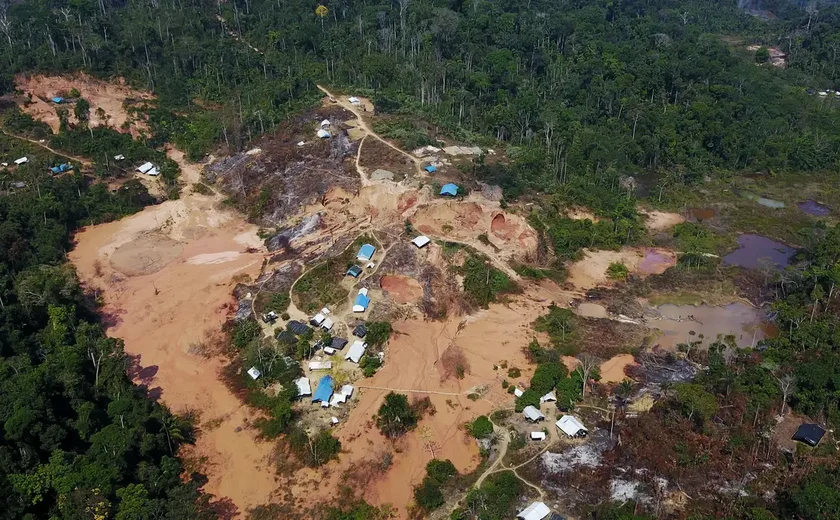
[0,128,92,166]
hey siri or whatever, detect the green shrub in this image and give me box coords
[232,319,261,349]
[469,416,494,438]
[462,253,516,308]
[425,459,457,485]
[376,393,418,438]
[366,321,393,347]
[507,367,521,378]
[607,262,629,280]
[360,354,382,377]
[414,479,444,510]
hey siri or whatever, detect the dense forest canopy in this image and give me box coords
[3,0,840,183]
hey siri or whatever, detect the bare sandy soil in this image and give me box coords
[640,209,685,232]
[599,354,636,384]
[282,289,555,517]
[69,149,273,515]
[15,73,152,135]
[380,274,424,304]
[567,247,676,290]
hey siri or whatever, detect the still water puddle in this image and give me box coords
[723,234,795,269]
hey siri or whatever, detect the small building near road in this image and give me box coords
[792,423,826,447]
[424,164,437,173]
[353,324,367,338]
[513,387,524,398]
[556,415,588,438]
[312,375,334,403]
[309,361,332,371]
[530,431,546,441]
[517,501,550,520]
[310,313,326,326]
[523,405,545,423]
[295,377,312,397]
[540,391,557,403]
[50,163,73,174]
[348,96,361,105]
[331,337,348,350]
[321,318,334,330]
[347,265,363,277]
[353,291,371,313]
[137,162,154,173]
[440,183,458,196]
[411,235,431,248]
[357,244,376,262]
[346,341,366,363]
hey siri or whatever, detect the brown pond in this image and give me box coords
[645,302,772,350]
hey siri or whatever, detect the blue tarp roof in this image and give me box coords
[354,293,370,309]
[312,375,334,403]
[50,164,72,174]
[347,265,363,277]
[357,243,376,260]
[51,97,63,103]
[440,183,458,196]
[424,164,437,173]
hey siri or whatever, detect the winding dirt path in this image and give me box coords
[0,128,92,166]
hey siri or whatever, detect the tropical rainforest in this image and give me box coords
[2,0,840,518]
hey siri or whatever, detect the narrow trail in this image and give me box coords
[316,84,426,178]
[1,128,92,166]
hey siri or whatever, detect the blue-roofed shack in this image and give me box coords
[424,164,437,173]
[353,293,370,312]
[312,375,334,403]
[51,97,64,104]
[440,183,458,197]
[357,243,376,261]
[50,163,72,174]
[347,265,363,278]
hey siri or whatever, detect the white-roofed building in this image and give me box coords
[322,318,334,330]
[14,157,28,165]
[540,390,557,403]
[517,501,551,520]
[295,377,312,397]
[530,431,546,441]
[340,385,354,398]
[247,367,262,380]
[308,361,333,371]
[345,341,366,363]
[323,346,336,355]
[514,387,524,398]
[311,313,326,326]
[348,96,361,105]
[320,119,331,127]
[556,414,588,438]
[321,307,331,315]
[114,154,125,161]
[411,235,431,248]
[147,166,160,176]
[331,416,339,425]
[329,393,348,406]
[136,162,153,173]
[317,129,331,138]
[523,405,545,422]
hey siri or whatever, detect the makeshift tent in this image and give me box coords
[540,391,557,403]
[320,119,331,127]
[411,235,431,248]
[331,337,348,350]
[14,157,28,165]
[348,96,361,105]
[310,313,326,326]
[346,341,366,363]
[323,347,336,355]
[247,367,262,380]
[312,375,335,403]
[347,265,363,277]
[147,167,160,176]
[137,162,153,173]
[513,388,524,398]
[114,154,125,161]
[287,321,311,335]
[440,183,458,196]
[321,307,331,315]
[353,324,367,337]
[51,97,64,103]
[329,393,348,406]
[357,244,376,261]
[517,502,551,520]
[10,182,26,189]
[50,163,72,174]
[309,361,332,371]
[792,423,826,447]
[556,415,588,438]
[523,406,545,422]
[424,164,437,173]
[295,377,312,397]
[331,417,339,425]
[339,385,354,398]
[353,293,371,313]
[317,129,331,138]
[321,318,334,330]
[530,432,546,441]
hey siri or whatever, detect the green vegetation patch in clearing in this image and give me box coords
[292,234,374,314]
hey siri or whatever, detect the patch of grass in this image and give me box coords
[191,182,214,195]
[292,234,374,313]
[607,261,630,280]
[462,253,518,308]
[512,262,567,282]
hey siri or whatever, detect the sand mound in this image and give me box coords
[109,234,183,276]
[380,275,424,304]
[641,209,685,232]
